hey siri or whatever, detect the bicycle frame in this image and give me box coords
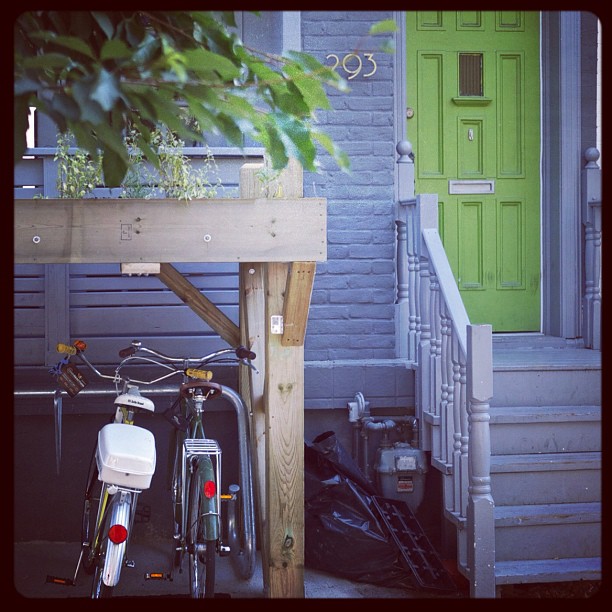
[169,380,257,592]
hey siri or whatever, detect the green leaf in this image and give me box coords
[378,39,396,54]
[260,124,288,170]
[90,69,122,111]
[14,76,41,96]
[284,64,331,111]
[101,146,128,187]
[45,35,96,59]
[21,53,72,70]
[369,19,398,35]
[273,113,316,171]
[100,39,132,61]
[312,131,351,171]
[51,93,80,122]
[213,113,244,146]
[72,80,106,124]
[92,12,116,39]
[183,48,241,80]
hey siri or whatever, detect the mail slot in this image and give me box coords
[448,180,495,195]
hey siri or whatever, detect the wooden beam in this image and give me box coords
[281,262,316,346]
[156,262,240,347]
[265,262,305,598]
[14,197,326,264]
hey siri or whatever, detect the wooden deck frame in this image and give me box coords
[14,159,321,598]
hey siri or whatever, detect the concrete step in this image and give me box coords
[490,452,601,505]
[489,405,601,455]
[494,502,601,561]
[494,557,602,585]
[491,367,601,407]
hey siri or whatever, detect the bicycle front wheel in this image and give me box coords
[187,457,217,598]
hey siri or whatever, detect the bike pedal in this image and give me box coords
[219,544,231,557]
[145,571,173,581]
[46,575,75,587]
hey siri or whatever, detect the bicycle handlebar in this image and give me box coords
[54,339,257,389]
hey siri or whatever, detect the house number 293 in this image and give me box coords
[326,53,377,80]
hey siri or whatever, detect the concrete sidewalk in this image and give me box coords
[13,540,467,599]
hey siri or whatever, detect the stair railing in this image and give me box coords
[396,141,495,597]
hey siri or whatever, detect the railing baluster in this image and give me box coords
[582,147,601,349]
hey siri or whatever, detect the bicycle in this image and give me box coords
[46,339,257,599]
[120,340,258,598]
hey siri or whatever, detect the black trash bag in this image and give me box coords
[305,432,418,589]
[307,430,377,496]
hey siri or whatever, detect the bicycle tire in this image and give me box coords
[187,457,217,598]
[169,426,185,569]
[91,562,113,598]
[88,488,115,599]
[81,447,102,576]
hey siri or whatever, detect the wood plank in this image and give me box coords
[69,305,237,334]
[281,262,316,346]
[239,262,268,586]
[156,262,240,347]
[14,198,327,264]
[265,261,305,598]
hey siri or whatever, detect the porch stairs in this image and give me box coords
[466,335,602,588]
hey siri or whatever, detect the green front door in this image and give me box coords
[406,11,541,331]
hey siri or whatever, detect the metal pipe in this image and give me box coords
[218,384,256,580]
[363,418,397,431]
[14,386,189,398]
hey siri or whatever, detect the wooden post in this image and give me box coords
[265,262,305,597]
[239,158,310,597]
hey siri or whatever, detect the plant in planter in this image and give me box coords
[122,126,222,200]
[54,131,103,199]
[53,125,223,201]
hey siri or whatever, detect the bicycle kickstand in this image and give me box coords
[46,545,85,587]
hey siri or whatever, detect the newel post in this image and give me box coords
[466,323,495,598]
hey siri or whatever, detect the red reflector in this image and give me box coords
[108,524,128,544]
[204,480,216,498]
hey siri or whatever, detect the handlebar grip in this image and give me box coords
[56,343,77,355]
[57,340,87,355]
[118,346,137,358]
[185,368,214,381]
[236,346,256,360]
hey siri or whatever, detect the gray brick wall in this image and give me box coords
[301,12,398,362]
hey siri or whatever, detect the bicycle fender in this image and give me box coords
[102,492,131,587]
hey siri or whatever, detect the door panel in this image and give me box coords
[407,11,540,331]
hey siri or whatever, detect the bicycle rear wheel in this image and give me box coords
[81,448,103,576]
[86,485,115,599]
[187,457,217,598]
